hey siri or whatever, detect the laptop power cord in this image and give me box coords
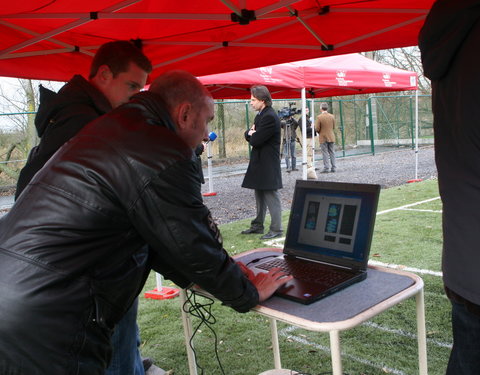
[183,290,353,375]
[183,290,226,375]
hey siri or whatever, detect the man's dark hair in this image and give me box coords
[250,85,272,107]
[321,102,328,111]
[89,41,152,78]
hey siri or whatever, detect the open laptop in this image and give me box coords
[249,179,380,304]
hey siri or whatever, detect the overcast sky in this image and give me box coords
[0,76,64,132]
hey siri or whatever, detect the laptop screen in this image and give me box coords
[284,180,380,269]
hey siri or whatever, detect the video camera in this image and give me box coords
[278,102,301,120]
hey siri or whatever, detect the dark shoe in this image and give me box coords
[143,357,154,372]
[292,168,299,171]
[260,231,283,240]
[331,168,336,172]
[286,169,291,173]
[241,227,264,234]
[321,169,330,173]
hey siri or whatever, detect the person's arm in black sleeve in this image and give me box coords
[129,158,259,312]
[292,117,299,131]
[248,112,277,147]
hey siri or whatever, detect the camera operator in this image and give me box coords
[279,103,300,172]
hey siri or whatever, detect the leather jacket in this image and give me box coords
[0,91,259,375]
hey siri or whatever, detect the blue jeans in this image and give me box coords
[105,298,144,375]
[446,300,480,374]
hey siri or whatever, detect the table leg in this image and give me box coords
[329,330,343,375]
[416,289,428,375]
[180,290,198,375]
[269,318,282,369]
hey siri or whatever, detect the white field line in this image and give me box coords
[401,208,442,213]
[363,322,452,349]
[262,237,285,248]
[373,195,443,276]
[279,326,406,375]
[368,259,443,277]
[377,196,441,215]
[280,322,452,374]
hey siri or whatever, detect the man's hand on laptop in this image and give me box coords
[237,262,292,302]
[251,268,293,302]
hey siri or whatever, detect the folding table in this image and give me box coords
[180,248,428,375]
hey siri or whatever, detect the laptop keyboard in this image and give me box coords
[256,258,352,285]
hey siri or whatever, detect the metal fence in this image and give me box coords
[209,93,433,161]
[0,94,432,188]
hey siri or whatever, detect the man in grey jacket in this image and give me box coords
[419,1,480,373]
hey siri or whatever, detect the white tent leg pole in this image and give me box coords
[202,141,217,196]
[310,99,316,172]
[207,142,214,193]
[156,272,163,290]
[415,90,419,180]
[301,88,307,180]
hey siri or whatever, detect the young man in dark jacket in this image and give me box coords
[14,40,153,375]
[241,85,283,240]
[419,1,480,373]
[0,70,291,375]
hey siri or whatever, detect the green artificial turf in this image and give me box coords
[138,178,450,375]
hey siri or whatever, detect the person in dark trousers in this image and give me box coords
[315,102,336,173]
[299,107,317,180]
[194,143,206,184]
[0,70,291,375]
[281,115,299,172]
[241,85,283,240]
[419,1,480,373]
[14,40,154,375]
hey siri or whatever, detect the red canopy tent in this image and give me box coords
[199,53,418,99]
[0,0,434,81]
[0,1,428,298]
[198,53,419,180]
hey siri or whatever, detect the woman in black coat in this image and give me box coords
[241,85,283,239]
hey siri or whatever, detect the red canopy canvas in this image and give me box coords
[0,0,434,81]
[199,53,418,99]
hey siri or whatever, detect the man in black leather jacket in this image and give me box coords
[14,40,154,375]
[0,70,290,375]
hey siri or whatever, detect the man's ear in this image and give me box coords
[96,65,113,84]
[175,102,192,130]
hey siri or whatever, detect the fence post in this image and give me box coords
[245,101,252,157]
[367,98,375,155]
[338,100,346,157]
[409,95,415,149]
